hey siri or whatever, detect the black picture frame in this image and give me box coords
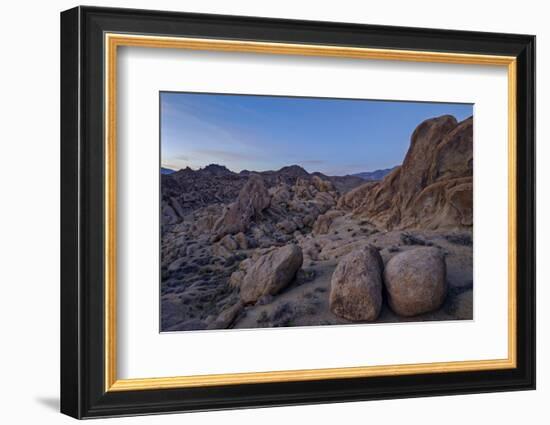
[61,5,535,419]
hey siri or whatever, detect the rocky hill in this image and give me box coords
[342,115,473,230]
[161,164,364,226]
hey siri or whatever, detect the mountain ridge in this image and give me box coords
[162,163,365,218]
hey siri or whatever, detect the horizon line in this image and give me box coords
[160,163,400,177]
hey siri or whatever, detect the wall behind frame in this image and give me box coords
[0,1,544,424]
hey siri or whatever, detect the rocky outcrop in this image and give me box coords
[329,246,383,321]
[269,183,292,206]
[343,115,473,231]
[383,247,447,316]
[312,210,343,235]
[212,175,271,240]
[161,166,246,218]
[161,163,364,228]
[239,244,303,304]
[311,175,335,192]
[337,181,378,210]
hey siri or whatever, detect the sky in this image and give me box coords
[160,92,473,176]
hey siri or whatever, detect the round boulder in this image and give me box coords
[329,246,383,321]
[384,247,447,316]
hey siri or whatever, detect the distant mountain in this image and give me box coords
[258,165,310,185]
[161,167,176,175]
[161,163,366,216]
[314,173,365,194]
[353,167,398,181]
[201,164,233,176]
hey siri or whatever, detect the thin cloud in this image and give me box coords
[174,154,191,161]
[299,159,327,165]
[192,149,260,162]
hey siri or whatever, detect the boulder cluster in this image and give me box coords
[227,242,448,322]
[329,245,448,321]
[160,114,472,331]
[161,167,348,330]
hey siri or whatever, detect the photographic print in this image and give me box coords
[61,9,535,417]
[160,93,473,332]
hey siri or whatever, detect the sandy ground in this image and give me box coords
[233,215,473,329]
[162,208,473,331]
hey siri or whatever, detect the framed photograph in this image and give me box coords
[60,6,535,419]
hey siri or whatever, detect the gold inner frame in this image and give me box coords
[104,33,518,392]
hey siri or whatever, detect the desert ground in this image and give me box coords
[160,114,473,331]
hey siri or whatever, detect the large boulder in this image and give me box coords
[329,246,383,321]
[384,247,447,316]
[240,244,303,304]
[351,115,473,231]
[212,175,270,240]
[313,191,336,213]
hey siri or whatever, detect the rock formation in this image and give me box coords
[160,113,473,331]
[343,115,473,231]
[212,174,271,240]
[329,246,384,321]
[312,210,343,235]
[239,244,303,304]
[383,247,447,316]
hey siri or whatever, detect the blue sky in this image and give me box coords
[161,92,472,176]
